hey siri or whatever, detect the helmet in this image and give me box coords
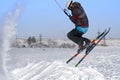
[66,0,73,10]
[72,2,81,8]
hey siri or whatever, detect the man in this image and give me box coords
[64,0,90,50]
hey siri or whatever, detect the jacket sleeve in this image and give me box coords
[69,16,76,24]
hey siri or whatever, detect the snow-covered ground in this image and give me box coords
[106,39,120,47]
[4,46,119,80]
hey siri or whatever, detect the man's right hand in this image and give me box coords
[63,9,71,17]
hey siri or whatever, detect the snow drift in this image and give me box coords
[12,61,105,80]
[0,2,23,80]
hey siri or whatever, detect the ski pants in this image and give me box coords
[67,28,90,46]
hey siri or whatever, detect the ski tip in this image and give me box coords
[66,61,69,64]
[75,64,78,67]
[107,27,111,31]
[66,61,68,64]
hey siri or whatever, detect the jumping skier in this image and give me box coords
[64,0,90,50]
[54,0,110,66]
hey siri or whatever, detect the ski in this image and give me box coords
[75,28,110,67]
[66,28,107,64]
[66,48,85,64]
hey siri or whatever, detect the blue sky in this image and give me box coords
[0,0,120,39]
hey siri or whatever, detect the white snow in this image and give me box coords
[106,39,120,47]
[11,61,105,80]
[5,46,120,80]
[0,2,23,80]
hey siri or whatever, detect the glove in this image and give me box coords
[63,9,71,17]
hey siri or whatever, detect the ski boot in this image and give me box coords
[78,40,90,53]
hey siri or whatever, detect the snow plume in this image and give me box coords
[0,3,23,80]
[12,61,105,80]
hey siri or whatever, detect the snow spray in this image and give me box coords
[0,3,23,80]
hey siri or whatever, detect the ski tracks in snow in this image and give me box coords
[12,61,105,80]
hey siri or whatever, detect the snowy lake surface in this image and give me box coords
[4,46,120,80]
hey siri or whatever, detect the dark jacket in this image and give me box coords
[70,2,89,28]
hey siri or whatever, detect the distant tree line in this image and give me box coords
[27,36,36,46]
